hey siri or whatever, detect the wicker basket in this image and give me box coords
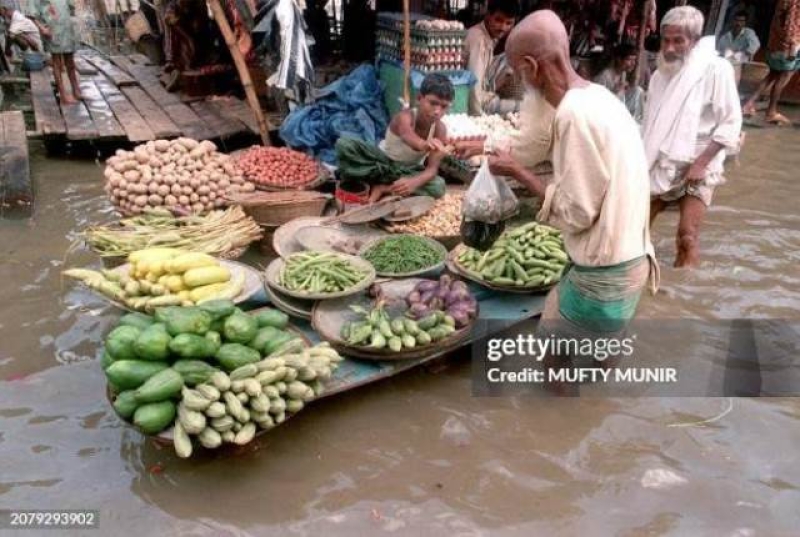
[228,191,331,227]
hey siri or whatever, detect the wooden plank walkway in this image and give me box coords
[190,100,246,140]
[61,100,99,140]
[79,79,126,140]
[29,69,66,136]
[74,57,98,76]
[93,76,154,143]
[0,111,32,213]
[80,53,137,87]
[30,51,260,145]
[121,86,181,139]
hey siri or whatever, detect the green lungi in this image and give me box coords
[335,137,446,198]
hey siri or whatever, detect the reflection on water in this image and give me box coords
[1,132,799,535]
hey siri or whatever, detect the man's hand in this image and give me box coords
[389,177,422,197]
[453,139,484,159]
[685,161,707,183]
[488,150,521,178]
[427,139,450,160]
[369,184,390,203]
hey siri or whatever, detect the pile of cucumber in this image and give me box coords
[456,222,568,288]
[174,343,342,457]
[103,299,301,437]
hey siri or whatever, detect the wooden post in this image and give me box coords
[403,0,411,105]
[207,0,272,145]
[634,0,655,86]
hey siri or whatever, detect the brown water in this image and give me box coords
[1,130,799,536]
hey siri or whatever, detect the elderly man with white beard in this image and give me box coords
[644,6,742,268]
[464,10,659,371]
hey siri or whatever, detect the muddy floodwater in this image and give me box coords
[1,128,799,536]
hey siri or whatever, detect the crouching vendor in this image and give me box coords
[335,73,453,202]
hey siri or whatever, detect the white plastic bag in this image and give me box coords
[460,160,519,250]
[463,159,518,224]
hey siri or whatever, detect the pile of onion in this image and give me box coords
[103,138,255,216]
[235,146,319,189]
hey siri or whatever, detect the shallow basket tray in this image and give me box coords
[93,259,264,312]
[446,244,557,294]
[264,284,315,321]
[264,253,376,300]
[231,191,330,227]
[311,278,476,361]
[358,234,447,278]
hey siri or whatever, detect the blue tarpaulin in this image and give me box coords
[279,65,389,165]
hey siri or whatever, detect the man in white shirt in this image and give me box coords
[486,10,658,347]
[0,0,42,55]
[463,0,520,115]
[644,6,742,268]
[718,10,761,61]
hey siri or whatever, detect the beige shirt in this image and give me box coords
[534,84,655,268]
[464,22,498,115]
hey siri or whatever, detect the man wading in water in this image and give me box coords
[483,10,659,390]
[644,6,742,268]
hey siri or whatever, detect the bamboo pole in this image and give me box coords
[403,0,411,105]
[207,0,271,145]
[634,0,655,86]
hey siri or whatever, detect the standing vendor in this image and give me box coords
[485,10,658,358]
[336,73,453,202]
[464,0,521,115]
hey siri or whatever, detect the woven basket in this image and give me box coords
[228,191,331,227]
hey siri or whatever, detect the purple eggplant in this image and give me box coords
[448,309,471,328]
[428,297,444,311]
[439,274,453,289]
[419,290,435,305]
[406,291,422,305]
[451,280,469,294]
[415,280,438,294]
[406,303,430,319]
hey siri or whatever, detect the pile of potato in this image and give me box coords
[104,138,256,216]
[383,192,463,237]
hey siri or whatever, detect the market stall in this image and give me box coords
[60,128,568,458]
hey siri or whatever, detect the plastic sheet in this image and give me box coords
[280,65,389,164]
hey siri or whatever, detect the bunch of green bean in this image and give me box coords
[279,252,368,294]
[362,236,444,274]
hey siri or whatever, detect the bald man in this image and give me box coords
[486,10,658,365]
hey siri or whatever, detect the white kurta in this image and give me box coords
[534,84,655,268]
[463,22,497,115]
[644,39,742,196]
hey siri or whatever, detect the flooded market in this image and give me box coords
[1,125,799,536]
[2,0,800,535]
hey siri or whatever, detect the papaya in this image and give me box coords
[133,323,172,361]
[205,331,222,351]
[112,390,139,419]
[263,331,297,356]
[251,308,289,330]
[172,360,220,386]
[169,333,217,359]
[197,299,236,321]
[118,312,155,330]
[105,360,169,390]
[248,326,280,354]
[215,343,260,371]
[223,312,258,344]
[105,325,141,361]
[134,368,184,403]
[100,350,116,370]
[159,306,212,336]
[133,401,177,434]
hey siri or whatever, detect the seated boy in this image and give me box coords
[335,73,454,202]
